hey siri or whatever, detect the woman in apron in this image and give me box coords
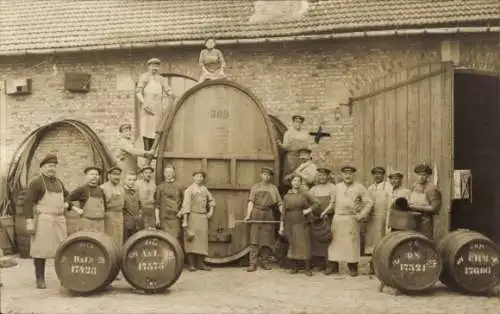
[198,38,226,82]
[277,115,311,179]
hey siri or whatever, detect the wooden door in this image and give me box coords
[352,62,454,242]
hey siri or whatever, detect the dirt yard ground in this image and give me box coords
[1,256,499,314]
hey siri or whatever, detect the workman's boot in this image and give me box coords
[34,258,47,289]
[289,260,298,274]
[324,259,337,275]
[259,247,272,270]
[196,255,212,271]
[347,262,359,277]
[246,245,258,272]
[187,254,197,272]
[304,260,313,277]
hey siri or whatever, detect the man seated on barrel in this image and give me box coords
[155,164,183,239]
[284,148,317,190]
[408,163,442,240]
[310,167,336,274]
[66,166,107,233]
[244,167,282,272]
[23,154,73,289]
[136,166,156,229]
[123,171,144,240]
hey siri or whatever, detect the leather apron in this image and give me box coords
[409,190,434,239]
[140,76,164,139]
[249,191,276,249]
[30,178,67,259]
[365,183,390,254]
[80,190,105,233]
[159,182,182,238]
[184,191,209,255]
[103,185,125,250]
[310,195,330,257]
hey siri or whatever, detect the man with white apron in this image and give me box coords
[408,163,442,239]
[101,167,125,250]
[178,170,216,272]
[284,148,317,190]
[24,154,72,289]
[364,167,392,256]
[155,165,183,238]
[135,58,174,152]
[136,166,156,229]
[115,123,153,178]
[327,165,373,276]
[310,167,336,274]
[67,166,107,233]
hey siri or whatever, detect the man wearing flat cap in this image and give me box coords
[277,115,311,177]
[386,170,412,231]
[23,154,73,289]
[66,166,107,234]
[284,147,317,190]
[155,164,184,239]
[136,166,156,229]
[100,166,125,253]
[309,167,336,274]
[115,123,154,177]
[364,167,393,256]
[327,165,373,276]
[244,167,283,272]
[408,163,442,239]
[136,58,174,152]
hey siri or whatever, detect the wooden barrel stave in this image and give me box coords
[373,231,442,293]
[438,229,500,294]
[121,229,184,293]
[54,231,120,294]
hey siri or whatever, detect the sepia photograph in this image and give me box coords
[0,0,499,313]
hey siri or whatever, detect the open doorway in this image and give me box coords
[451,70,500,243]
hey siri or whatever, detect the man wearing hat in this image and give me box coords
[115,123,154,177]
[284,147,317,190]
[386,170,412,232]
[309,167,336,273]
[66,166,107,233]
[364,167,393,256]
[123,171,144,240]
[408,163,442,239]
[136,58,174,152]
[100,166,125,253]
[244,167,283,272]
[277,115,311,177]
[136,166,157,229]
[327,165,373,276]
[23,154,72,289]
[154,164,184,239]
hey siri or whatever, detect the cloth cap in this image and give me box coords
[107,166,122,174]
[371,166,386,174]
[40,154,58,167]
[139,166,154,173]
[84,166,102,174]
[298,147,312,154]
[292,115,305,123]
[316,167,332,174]
[146,58,161,65]
[388,170,404,178]
[260,167,274,175]
[414,163,432,175]
[340,165,357,173]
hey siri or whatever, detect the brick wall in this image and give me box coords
[1,33,498,185]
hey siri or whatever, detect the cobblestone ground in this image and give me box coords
[1,256,499,314]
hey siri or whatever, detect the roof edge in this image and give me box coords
[1,26,499,57]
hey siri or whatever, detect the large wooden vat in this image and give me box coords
[156,80,280,264]
[54,231,120,294]
[373,231,442,293]
[438,229,500,295]
[122,229,184,293]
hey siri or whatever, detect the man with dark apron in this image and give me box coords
[409,163,442,239]
[277,115,311,177]
[115,123,153,178]
[123,172,144,240]
[155,164,183,238]
[284,148,317,190]
[67,166,107,233]
[101,167,125,250]
[136,166,156,229]
[310,167,336,274]
[178,171,216,271]
[23,154,73,289]
[244,167,282,272]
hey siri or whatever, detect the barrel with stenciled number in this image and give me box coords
[373,231,442,293]
[54,231,120,294]
[121,229,184,293]
[438,229,500,295]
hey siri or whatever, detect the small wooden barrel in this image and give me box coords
[121,229,184,293]
[373,231,442,293]
[438,229,500,295]
[54,231,120,294]
[389,209,422,231]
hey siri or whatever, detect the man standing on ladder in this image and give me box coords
[135,58,174,154]
[115,123,154,176]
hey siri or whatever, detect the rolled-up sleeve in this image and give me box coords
[135,73,148,94]
[426,187,442,214]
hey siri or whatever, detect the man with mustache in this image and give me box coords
[23,154,72,289]
[101,166,125,250]
[136,58,174,152]
[123,172,144,240]
[155,165,183,239]
[284,148,317,190]
[136,166,156,229]
[115,123,154,176]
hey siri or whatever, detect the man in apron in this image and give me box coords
[327,165,373,276]
[101,167,125,251]
[123,172,144,240]
[310,167,336,274]
[178,170,216,272]
[136,166,156,229]
[284,148,317,190]
[408,163,442,239]
[24,154,73,289]
[364,167,392,256]
[386,170,412,233]
[155,164,183,238]
[67,166,107,233]
[277,115,311,178]
[244,167,282,272]
[135,58,174,152]
[115,123,153,177]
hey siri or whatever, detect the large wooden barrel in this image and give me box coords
[122,229,184,292]
[373,231,442,293]
[268,115,287,194]
[13,190,30,258]
[438,229,500,294]
[389,209,422,231]
[156,80,280,265]
[54,231,120,294]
